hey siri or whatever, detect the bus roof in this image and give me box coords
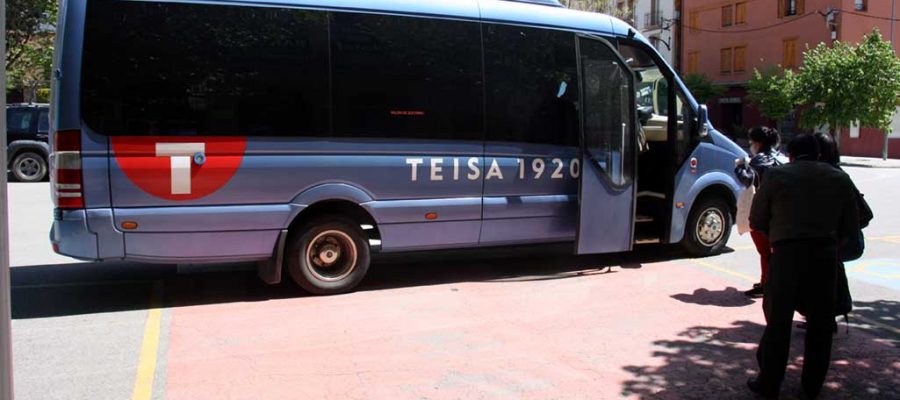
[199,0,639,40]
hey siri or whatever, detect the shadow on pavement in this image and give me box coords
[621,300,900,399]
[670,287,757,308]
[11,243,687,319]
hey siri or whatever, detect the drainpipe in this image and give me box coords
[886,0,896,160]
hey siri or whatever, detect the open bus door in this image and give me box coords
[576,35,637,255]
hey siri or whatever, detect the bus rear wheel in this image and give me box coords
[286,216,370,295]
[681,197,732,257]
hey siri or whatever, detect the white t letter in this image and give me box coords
[156,143,205,195]
[406,158,424,181]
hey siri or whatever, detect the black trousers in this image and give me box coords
[756,239,837,396]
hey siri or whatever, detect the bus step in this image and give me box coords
[635,215,654,223]
[634,237,661,245]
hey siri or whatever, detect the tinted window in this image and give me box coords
[82,1,329,136]
[330,13,483,141]
[38,109,49,133]
[581,39,634,185]
[7,109,32,133]
[484,25,578,146]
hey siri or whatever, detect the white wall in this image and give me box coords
[633,0,676,65]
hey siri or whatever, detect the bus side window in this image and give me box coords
[330,13,483,141]
[483,24,579,146]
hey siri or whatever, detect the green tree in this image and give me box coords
[682,73,725,105]
[6,0,57,102]
[746,66,798,133]
[795,29,900,157]
[854,30,900,159]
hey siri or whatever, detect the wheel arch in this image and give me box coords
[7,140,50,167]
[259,184,382,286]
[670,171,742,243]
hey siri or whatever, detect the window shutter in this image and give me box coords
[734,46,746,72]
[736,3,747,24]
[688,52,699,74]
[720,48,732,73]
[797,0,805,14]
[778,0,785,18]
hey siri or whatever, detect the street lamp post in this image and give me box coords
[1,0,15,397]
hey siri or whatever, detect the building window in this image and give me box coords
[782,38,797,69]
[855,0,867,11]
[720,48,733,74]
[722,5,733,27]
[733,46,747,72]
[689,11,699,34]
[688,51,699,74]
[735,2,747,24]
[779,0,803,17]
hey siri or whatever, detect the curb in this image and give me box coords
[840,162,900,169]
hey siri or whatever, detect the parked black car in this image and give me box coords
[6,103,50,182]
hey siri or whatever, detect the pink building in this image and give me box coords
[681,0,900,158]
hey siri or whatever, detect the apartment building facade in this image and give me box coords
[635,0,679,65]
[681,0,900,158]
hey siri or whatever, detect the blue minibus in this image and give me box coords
[50,0,747,294]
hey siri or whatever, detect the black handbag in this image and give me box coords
[834,263,853,317]
[839,231,865,262]
[839,190,872,262]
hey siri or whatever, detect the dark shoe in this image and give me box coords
[744,283,764,298]
[747,377,779,398]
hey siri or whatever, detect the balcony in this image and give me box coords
[643,12,663,30]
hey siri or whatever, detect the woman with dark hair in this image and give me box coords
[736,127,788,298]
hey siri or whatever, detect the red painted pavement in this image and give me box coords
[164,259,900,399]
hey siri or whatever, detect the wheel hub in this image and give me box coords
[696,208,725,246]
[17,158,41,178]
[318,244,341,265]
[305,230,358,282]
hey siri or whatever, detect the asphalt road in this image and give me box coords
[6,166,900,400]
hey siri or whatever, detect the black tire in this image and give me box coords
[286,216,370,295]
[681,196,733,257]
[10,151,48,182]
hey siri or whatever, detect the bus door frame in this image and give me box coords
[574,33,638,255]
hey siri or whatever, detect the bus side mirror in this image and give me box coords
[698,105,710,138]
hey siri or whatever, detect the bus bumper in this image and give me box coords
[50,209,100,261]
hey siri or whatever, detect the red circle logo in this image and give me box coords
[111,136,247,201]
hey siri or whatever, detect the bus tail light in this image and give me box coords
[52,130,84,209]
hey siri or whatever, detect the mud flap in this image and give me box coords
[258,229,288,285]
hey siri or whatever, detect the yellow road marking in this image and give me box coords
[868,235,900,245]
[688,258,758,282]
[132,281,164,400]
[688,258,900,337]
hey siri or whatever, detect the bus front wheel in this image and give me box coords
[286,216,371,295]
[682,197,732,257]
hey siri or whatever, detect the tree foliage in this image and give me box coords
[746,66,798,123]
[682,73,725,105]
[6,0,57,100]
[796,29,900,135]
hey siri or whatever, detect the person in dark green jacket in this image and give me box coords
[746,134,860,400]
